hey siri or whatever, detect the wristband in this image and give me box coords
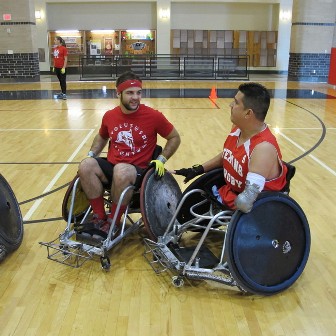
[87,151,95,158]
[157,154,167,164]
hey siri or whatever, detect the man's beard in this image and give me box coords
[121,99,139,111]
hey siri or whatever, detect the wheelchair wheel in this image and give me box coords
[176,168,225,225]
[140,168,182,241]
[0,174,23,262]
[225,192,310,295]
[62,174,90,223]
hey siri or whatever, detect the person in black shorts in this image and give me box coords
[78,71,180,239]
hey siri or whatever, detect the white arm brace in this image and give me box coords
[234,172,266,213]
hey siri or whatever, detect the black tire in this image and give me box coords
[225,192,310,295]
[0,174,24,260]
[141,168,182,241]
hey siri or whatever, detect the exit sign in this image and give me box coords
[3,14,12,21]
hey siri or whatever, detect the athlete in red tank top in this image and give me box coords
[174,82,287,211]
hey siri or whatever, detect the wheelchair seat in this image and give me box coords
[281,161,296,193]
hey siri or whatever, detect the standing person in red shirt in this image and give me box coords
[53,36,68,100]
[78,71,181,239]
[173,82,288,213]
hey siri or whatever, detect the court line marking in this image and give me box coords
[23,129,95,221]
[277,130,336,177]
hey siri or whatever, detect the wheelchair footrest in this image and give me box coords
[39,237,94,268]
[143,238,180,274]
[170,245,219,268]
[75,233,104,247]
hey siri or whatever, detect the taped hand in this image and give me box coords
[174,164,204,183]
[150,155,167,179]
[61,68,66,74]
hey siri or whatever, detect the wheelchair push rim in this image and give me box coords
[225,192,310,295]
[176,168,224,225]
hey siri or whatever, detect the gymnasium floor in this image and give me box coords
[0,74,336,335]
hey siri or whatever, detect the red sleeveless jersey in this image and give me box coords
[218,126,288,209]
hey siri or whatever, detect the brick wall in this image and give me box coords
[288,53,330,82]
[0,53,40,80]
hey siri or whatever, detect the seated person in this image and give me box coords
[78,71,181,239]
[173,82,288,213]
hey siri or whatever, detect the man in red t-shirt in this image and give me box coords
[78,71,181,239]
[174,82,287,213]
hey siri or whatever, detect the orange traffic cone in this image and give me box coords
[209,86,217,100]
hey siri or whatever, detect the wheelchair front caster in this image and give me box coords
[172,276,184,288]
[100,256,111,271]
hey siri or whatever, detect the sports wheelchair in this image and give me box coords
[39,145,183,270]
[143,164,311,295]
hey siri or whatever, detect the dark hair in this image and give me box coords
[116,71,142,87]
[238,82,270,121]
[55,36,66,47]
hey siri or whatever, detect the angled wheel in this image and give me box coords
[0,174,23,262]
[225,192,310,295]
[100,256,111,271]
[140,169,182,241]
[62,174,90,223]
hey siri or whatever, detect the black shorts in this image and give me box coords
[95,157,146,189]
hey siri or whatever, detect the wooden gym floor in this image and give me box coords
[0,75,336,335]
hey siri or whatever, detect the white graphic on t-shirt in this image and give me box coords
[115,128,135,151]
[53,49,60,58]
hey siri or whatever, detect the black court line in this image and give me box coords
[0,88,335,100]
[284,99,327,165]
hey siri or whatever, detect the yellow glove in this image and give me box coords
[150,155,167,179]
[61,68,65,74]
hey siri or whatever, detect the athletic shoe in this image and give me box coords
[56,93,67,100]
[92,218,120,240]
[75,214,106,236]
[75,215,120,241]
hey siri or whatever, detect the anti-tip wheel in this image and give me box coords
[172,276,184,288]
[100,256,111,271]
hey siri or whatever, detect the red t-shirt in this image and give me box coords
[219,126,288,209]
[53,45,67,68]
[99,104,174,168]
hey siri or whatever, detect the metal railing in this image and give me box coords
[79,54,249,80]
